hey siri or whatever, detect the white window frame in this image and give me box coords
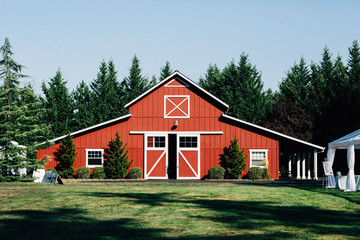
[86,149,104,167]
[249,149,268,168]
[164,95,190,118]
[146,136,167,150]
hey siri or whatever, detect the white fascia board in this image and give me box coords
[40,114,131,144]
[130,131,223,135]
[124,70,229,110]
[222,114,325,151]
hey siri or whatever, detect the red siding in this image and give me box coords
[37,77,279,179]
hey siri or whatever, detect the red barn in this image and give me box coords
[37,71,324,180]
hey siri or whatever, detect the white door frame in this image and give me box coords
[144,133,168,179]
[177,133,200,179]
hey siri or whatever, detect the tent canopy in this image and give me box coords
[329,129,360,149]
[327,129,360,192]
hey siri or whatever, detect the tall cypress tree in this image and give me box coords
[0,38,48,181]
[200,54,271,124]
[72,80,93,130]
[122,55,154,103]
[159,61,172,81]
[42,70,74,138]
[347,40,360,132]
[90,60,125,125]
[279,57,311,108]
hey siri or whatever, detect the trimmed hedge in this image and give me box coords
[46,168,57,173]
[208,166,226,179]
[127,167,142,179]
[91,167,106,179]
[248,167,262,180]
[77,167,90,179]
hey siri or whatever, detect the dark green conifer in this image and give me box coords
[42,70,74,138]
[122,55,154,103]
[54,134,78,178]
[159,61,172,81]
[220,138,247,179]
[103,132,133,179]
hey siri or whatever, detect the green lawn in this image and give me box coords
[0,181,359,240]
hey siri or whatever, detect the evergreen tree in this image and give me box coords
[72,80,94,130]
[346,40,360,131]
[42,70,74,138]
[199,64,223,99]
[0,38,27,115]
[200,54,271,124]
[90,60,125,125]
[54,134,77,178]
[279,57,311,107]
[122,55,154,103]
[0,38,48,181]
[220,138,247,179]
[159,61,172,81]
[103,132,133,179]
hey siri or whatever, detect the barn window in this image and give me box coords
[86,149,104,167]
[164,95,190,118]
[147,136,165,148]
[179,136,197,148]
[250,150,268,168]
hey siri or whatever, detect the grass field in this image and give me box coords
[0,181,359,240]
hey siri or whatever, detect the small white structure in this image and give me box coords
[33,169,46,183]
[326,129,360,192]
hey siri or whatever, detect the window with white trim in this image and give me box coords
[250,150,268,168]
[179,136,197,148]
[164,95,190,118]
[147,136,166,148]
[86,149,104,167]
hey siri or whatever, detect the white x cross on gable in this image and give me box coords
[164,96,189,118]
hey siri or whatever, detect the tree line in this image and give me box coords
[200,42,360,146]
[1,37,360,180]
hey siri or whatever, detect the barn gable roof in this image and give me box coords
[124,71,229,110]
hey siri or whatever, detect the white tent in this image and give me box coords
[327,129,360,192]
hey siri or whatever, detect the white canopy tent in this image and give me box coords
[327,129,360,192]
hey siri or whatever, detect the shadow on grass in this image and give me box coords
[2,183,359,239]
[84,191,360,239]
[0,208,163,240]
[242,180,360,205]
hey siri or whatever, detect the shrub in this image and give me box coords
[46,168,57,173]
[208,166,225,179]
[54,134,78,178]
[77,167,90,179]
[92,167,106,179]
[248,167,262,180]
[104,132,133,179]
[220,138,247,179]
[127,167,142,179]
[261,168,271,179]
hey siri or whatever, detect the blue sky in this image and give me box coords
[2,0,360,94]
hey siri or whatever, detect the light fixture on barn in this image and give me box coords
[174,120,179,126]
